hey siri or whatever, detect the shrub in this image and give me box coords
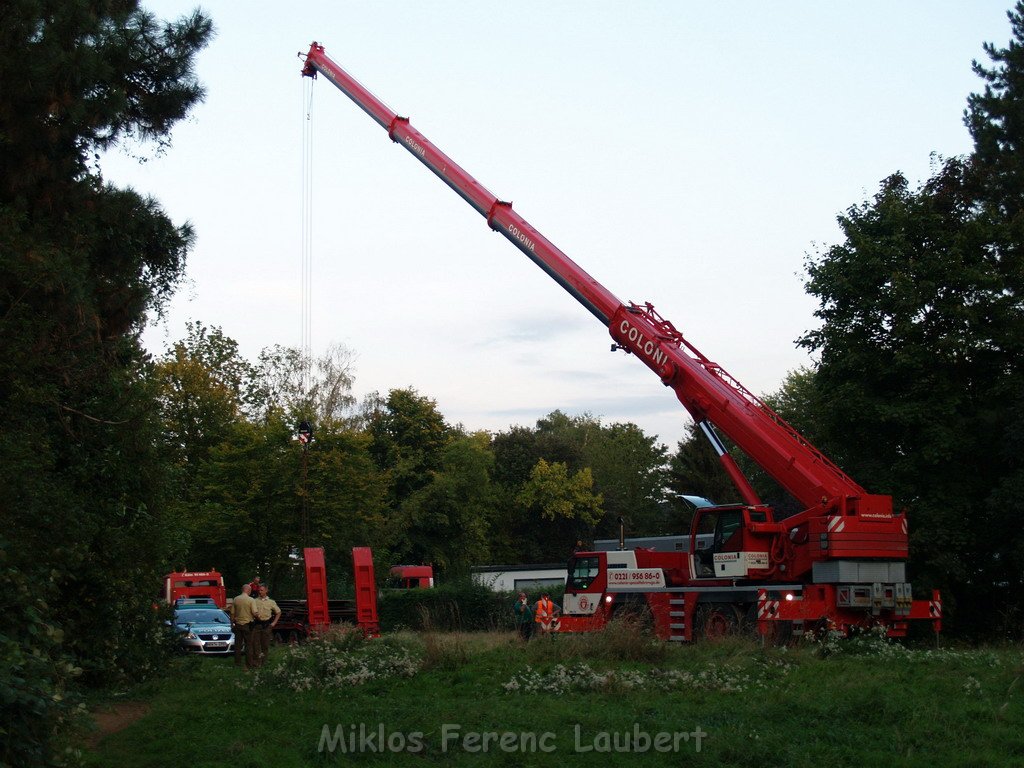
[1,543,80,768]
[524,616,669,664]
[379,581,516,632]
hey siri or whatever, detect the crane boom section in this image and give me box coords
[302,44,618,325]
[301,42,877,515]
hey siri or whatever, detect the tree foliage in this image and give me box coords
[1,2,212,763]
[797,4,1024,634]
[968,2,1024,217]
[491,411,669,545]
[155,323,253,478]
[152,333,384,590]
[154,353,677,581]
[366,388,454,507]
[667,423,738,506]
[253,342,357,428]
[399,432,496,574]
[517,459,603,526]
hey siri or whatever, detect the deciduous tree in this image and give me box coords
[399,432,496,574]
[514,459,603,562]
[797,6,1024,631]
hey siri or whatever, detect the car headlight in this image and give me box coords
[184,631,198,640]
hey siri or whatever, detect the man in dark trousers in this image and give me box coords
[250,585,281,668]
[512,591,533,641]
[229,583,255,669]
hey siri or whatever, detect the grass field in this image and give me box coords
[78,626,1024,767]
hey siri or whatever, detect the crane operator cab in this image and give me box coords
[690,506,771,579]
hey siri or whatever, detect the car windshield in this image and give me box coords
[176,609,229,625]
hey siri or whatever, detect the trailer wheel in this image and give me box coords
[697,604,738,640]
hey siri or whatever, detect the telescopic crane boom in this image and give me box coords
[300,42,880,522]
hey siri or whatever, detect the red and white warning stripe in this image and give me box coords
[901,517,908,535]
[929,599,942,617]
[758,598,780,619]
[827,516,846,534]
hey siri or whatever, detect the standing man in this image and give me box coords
[230,583,256,669]
[533,592,561,636]
[512,591,533,641]
[251,584,281,668]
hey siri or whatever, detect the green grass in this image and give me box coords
[77,629,1024,768]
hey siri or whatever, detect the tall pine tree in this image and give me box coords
[0,3,212,764]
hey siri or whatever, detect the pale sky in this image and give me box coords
[103,1,1015,450]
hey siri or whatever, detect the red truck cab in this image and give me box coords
[389,565,434,589]
[163,570,226,608]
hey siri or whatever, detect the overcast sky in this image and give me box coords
[103,1,1015,450]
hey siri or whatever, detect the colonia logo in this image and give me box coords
[617,319,668,367]
[507,223,536,253]
[403,135,426,157]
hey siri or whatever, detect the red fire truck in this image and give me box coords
[163,570,226,609]
[300,43,941,642]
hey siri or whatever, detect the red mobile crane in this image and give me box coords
[300,43,941,641]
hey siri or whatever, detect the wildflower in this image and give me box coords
[252,637,421,692]
[502,661,781,695]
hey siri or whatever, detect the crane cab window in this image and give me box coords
[694,509,742,545]
[694,509,743,577]
[715,511,742,548]
[568,556,599,591]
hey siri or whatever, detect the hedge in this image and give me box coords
[378,581,564,632]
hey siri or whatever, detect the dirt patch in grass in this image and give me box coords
[84,701,151,749]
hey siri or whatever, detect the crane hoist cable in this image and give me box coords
[300,75,315,399]
[299,73,316,548]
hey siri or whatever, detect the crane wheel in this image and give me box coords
[696,604,739,640]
